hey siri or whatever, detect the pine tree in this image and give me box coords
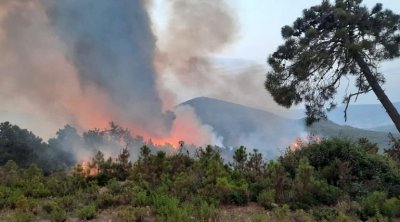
[265,0,400,132]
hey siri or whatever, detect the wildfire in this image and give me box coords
[290,134,321,151]
[146,105,219,148]
[149,136,181,148]
[81,161,98,176]
[291,138,303,151]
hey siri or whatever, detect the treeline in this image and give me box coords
[0,122,74,170]
[1,123,400,221]
[0,121,191,172]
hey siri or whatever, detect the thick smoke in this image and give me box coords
[0,0,112,138]
[0,0,222,148]
[44,0,174,137]
[156,0,283,113]
[154,0,300,154]
[0,0,298,159]
[156,0,238,108]
[159,0,237,63]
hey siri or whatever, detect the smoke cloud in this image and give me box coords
[156,0,284,113]
[156,0,238,108]
[0,0,112,138]
[0,0,296,158]
[44,0,175,137]
[0,0,227,148]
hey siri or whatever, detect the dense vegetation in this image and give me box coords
[1,122,400,221]
[0,121,186,173]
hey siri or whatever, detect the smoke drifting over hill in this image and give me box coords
[0,0,294,155]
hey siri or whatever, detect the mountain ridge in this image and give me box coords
[179,97,396,156]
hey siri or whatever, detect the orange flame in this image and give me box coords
[290,138,303,151]
[290,134,321,151]
[81,161,98,176]
[146,105,219,148]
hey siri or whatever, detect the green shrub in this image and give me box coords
[84,180,99,196]
[133,190,150,206]
[381,197,400,218]
[125,183,151,207]
[229,186,249,205]
[280,139,400,198]
[273,204,291,221]
[49,207,67,222]
[0,186,8,209]
[107,178,123,194]
[0,187,24,209]
[43,201,67,222]
[191,199,216,221]
[248,182,266,201]
[313,180,342,205]
[57,195,78,212]
[43,201,58,214]
[257,190,275,210]
[27,181,51,198]
[8,210,36,222]
[292,209,314,222]
[311,208,339,221]
[96,192,115,209]
[94,191,129,209]
[78,204,96,220]
[46,176,74,196]
[250,212,270,222]
[361,191,387,217]
[117,206,148,222]
[359,191,400,219]
[370,214,390,222]
[215,177,249,205]
[336,213,353,222]
[152,193,191,222]
[335,197,361,217]
[14,195,29,211]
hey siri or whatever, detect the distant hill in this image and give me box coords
[371,124,398,134]
[307,119,394,149]
[326,102,400,129]
[180,97,396,157]
[180,97,302,157]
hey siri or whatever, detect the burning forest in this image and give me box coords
[0,0,308,160]
[0,0,234,148]
[2,0,400,221]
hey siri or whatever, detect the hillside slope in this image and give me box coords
[181,97,302,157]
[180,97,395,156]
[326,102,400,129]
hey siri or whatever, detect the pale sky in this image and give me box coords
[152,0,400,105]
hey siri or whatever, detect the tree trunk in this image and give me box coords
[354,54,400,134]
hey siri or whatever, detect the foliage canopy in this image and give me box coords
[265,0,400,130]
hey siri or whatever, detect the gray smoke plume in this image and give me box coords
[156,0,238,92]
[0,0,90,138]
[44,0,174,137]
[156,0,283,113]
[0,0,227,147]
[0,0,175,138]
[0,0,295,155]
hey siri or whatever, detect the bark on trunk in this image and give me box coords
[354,54,400,134]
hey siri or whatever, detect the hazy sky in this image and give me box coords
[153,0,400,105]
